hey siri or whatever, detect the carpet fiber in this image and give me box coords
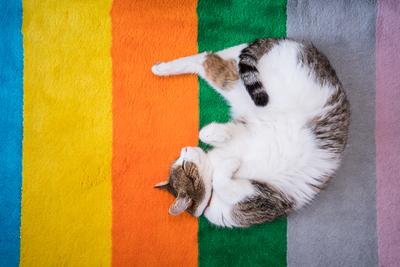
[0,0,399,266]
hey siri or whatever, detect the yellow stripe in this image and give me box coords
[21,1,112,266]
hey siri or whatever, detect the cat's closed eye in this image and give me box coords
[181,160,186,172]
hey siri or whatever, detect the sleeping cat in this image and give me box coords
[152,38,350,227]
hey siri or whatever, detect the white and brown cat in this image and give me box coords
[152,38,350,228]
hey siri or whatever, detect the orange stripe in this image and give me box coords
[111,0,198,266]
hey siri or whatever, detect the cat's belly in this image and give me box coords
[209,123,319,181]
[208,120,340,208]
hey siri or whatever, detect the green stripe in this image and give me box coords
[197,0,287,266]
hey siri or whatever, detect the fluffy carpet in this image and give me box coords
[0,0,399,266]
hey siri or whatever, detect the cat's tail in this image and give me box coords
[238,38,279,106]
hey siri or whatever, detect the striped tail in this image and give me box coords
[238,38,279,106]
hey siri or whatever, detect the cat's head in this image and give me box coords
[155,147,212,217]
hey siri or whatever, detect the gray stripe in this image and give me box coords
[287,1,378,266]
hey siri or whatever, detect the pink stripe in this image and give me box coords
[376,1,400,266]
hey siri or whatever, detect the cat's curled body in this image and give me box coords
[152,38,350,228]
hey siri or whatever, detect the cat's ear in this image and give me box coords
[154,180,169,191]
[169,194,192,216]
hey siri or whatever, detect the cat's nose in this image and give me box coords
[181,146,196,159]
[180,147,189,157]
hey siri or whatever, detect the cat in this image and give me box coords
[152,38,350,227]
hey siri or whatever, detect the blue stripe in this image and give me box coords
[0,0,23,266]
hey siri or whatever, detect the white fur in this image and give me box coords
[152,40,341,227]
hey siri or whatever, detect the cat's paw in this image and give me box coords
[199,123,231,145]
[151,62,172,76]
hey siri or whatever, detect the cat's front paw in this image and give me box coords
[151,62,172,76]
[199,123,231,146]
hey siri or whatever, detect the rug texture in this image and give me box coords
[0,0,399,266]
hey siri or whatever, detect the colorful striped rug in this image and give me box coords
[1,0,399,266]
